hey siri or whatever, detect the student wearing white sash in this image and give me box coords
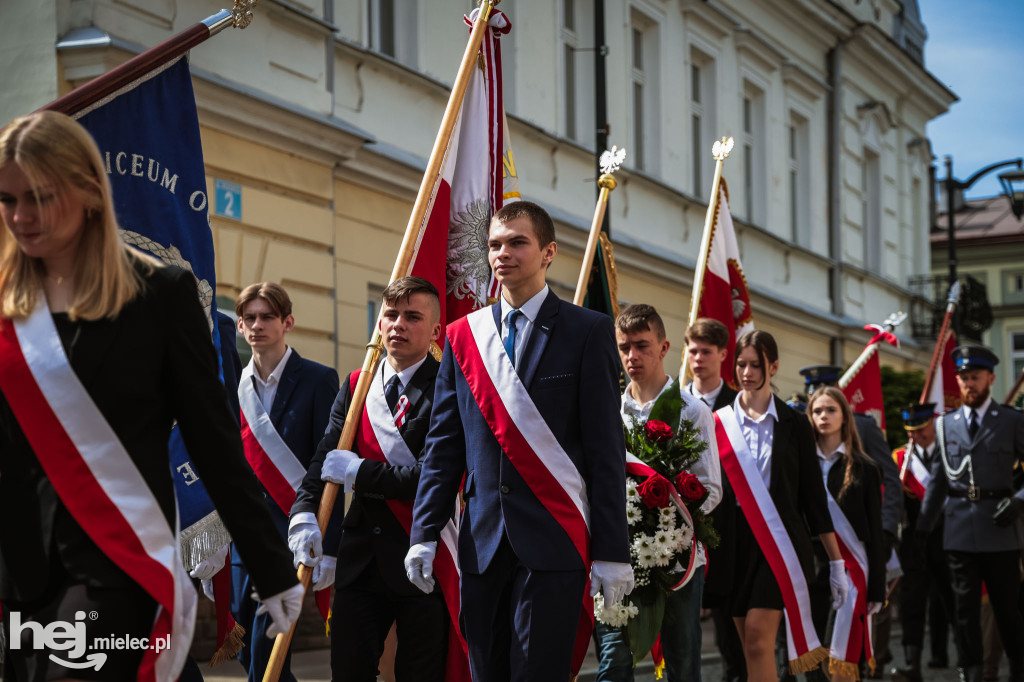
[721,330,848,682]
[807,387,886,681]
[0,111,301,681]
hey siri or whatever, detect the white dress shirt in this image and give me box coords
[962,396,993,432]
[816,441,847,488]
[734,393,778,490]
[686,378,725,410]
[499,285,549,369]
[621,375,723,569]
[245,345,293,412]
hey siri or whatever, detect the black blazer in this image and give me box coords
[292,356,440,597]
[825,456,886,602]
[0,263,297,603]
[702,382,738,605]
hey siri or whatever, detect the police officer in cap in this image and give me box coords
[892,403,953,682]
[915,345,1024,682]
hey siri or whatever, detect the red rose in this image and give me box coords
[644,419,673,443]
[637,473,672,509]
[675,471,707,504]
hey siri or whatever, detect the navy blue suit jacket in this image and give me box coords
[410,290,630,574]
[241,350,338,538]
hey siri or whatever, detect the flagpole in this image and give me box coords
[41,1,256,116]
[1006,368,1024,405]
[573,147,624,306]
[679,137,734,380]
[838,311,907,390]
[918,281,960,404]
[261,3,499,680]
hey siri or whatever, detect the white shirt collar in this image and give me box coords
[247,345,292,388]
[500,284,549,324]
[622,375,674,418]
[816,440,847,464]
[382,353,429,389]
[963,395,993,424]
[734,392,779,425]
[688,378,724,407]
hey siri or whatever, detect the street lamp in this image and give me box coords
[943,156,1023,286]
[998,168,1024,220]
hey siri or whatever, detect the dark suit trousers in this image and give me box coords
[947,550,1024,668]
[461,535,587,682]
[900,524,953,650]
[330,565,447,682]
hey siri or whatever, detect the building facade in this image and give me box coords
[0,0,955,398]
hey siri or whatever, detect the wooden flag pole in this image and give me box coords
[573,147,625,305]
[42,1,257,116]
[919,281,961,404]
[261,2,499,680]
[679,137,733,380]
[838,311,907,390]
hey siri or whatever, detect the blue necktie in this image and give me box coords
[385,374,402,416]
[504,309,521,367]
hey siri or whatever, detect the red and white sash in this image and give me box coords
[897,447,930,501]
[714,407,828,673]
[0,299,194,681]
[825,483,875,676]
[350,366,470,682]
[447,307,593,674]
[238,370,306,515]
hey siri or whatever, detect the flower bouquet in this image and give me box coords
[595,377,719,666]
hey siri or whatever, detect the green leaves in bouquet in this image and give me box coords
[627,590,665,667]
[648,376,684,426]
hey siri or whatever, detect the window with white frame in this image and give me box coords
[561,0,594,145]
[367,0,395,58]
[788,110,810,245]
[862,148,881,272]
[741,81,765,225]
[367,0,416,67]
[630,12,660,174]
[690,50,716,198]
[1011,331,1024,400]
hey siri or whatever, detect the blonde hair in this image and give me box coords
[807,386,874,502]
[0,111,150,321]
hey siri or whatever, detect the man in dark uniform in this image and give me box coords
[801,364,903,676]
[892,403,953,682]
[916,345,1024,682]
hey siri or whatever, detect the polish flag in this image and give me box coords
[408,8,520,347]
[696,179,753,387]
[927,331,961,413]
[842,352,887,431]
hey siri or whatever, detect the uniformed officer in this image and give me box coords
[916,345,1024,682]
[892,403,953,682]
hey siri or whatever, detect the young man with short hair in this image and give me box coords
[407,200,633,681]
[233,282,339,682]
[290,276,452,681]
[917,345,1024,682]
[683,317,745,682]
[593,304,721,682]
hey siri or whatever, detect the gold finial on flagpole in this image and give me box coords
[573,146,625,306]
[231,0,258,29]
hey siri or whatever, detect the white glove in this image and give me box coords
[590,560,635,607]
[404,542,437,594]
[321,449,361,491]
[253,583,305,639]
[287,512,323,569]
[201,579,215,602]
[188,544,230,581]
[829,559,850,610]
[312,555,337,592]
[867,601,883,616]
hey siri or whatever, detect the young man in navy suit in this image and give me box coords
[406,201,633,682]
[290,276,452,681]
[233,282,339,682]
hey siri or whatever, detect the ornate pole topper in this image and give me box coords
[838,310,908,389]
[680,136,733,380]
[573,145,626,305]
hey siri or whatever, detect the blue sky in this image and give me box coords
[922,0,1024,199]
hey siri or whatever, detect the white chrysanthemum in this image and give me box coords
[594,593,640,627]
[658,506,676,531]
[626,504,642,526]
[625,479,639,500]
[678,520,694,547]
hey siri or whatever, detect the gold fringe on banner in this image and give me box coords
[208,622,246,667]
[828,656,861,680]
[788,645,829,675]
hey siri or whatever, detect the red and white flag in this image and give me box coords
[927,331,961,413]
[409,9,519,343]
[696,179,753,387]
[842,352,887,431]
